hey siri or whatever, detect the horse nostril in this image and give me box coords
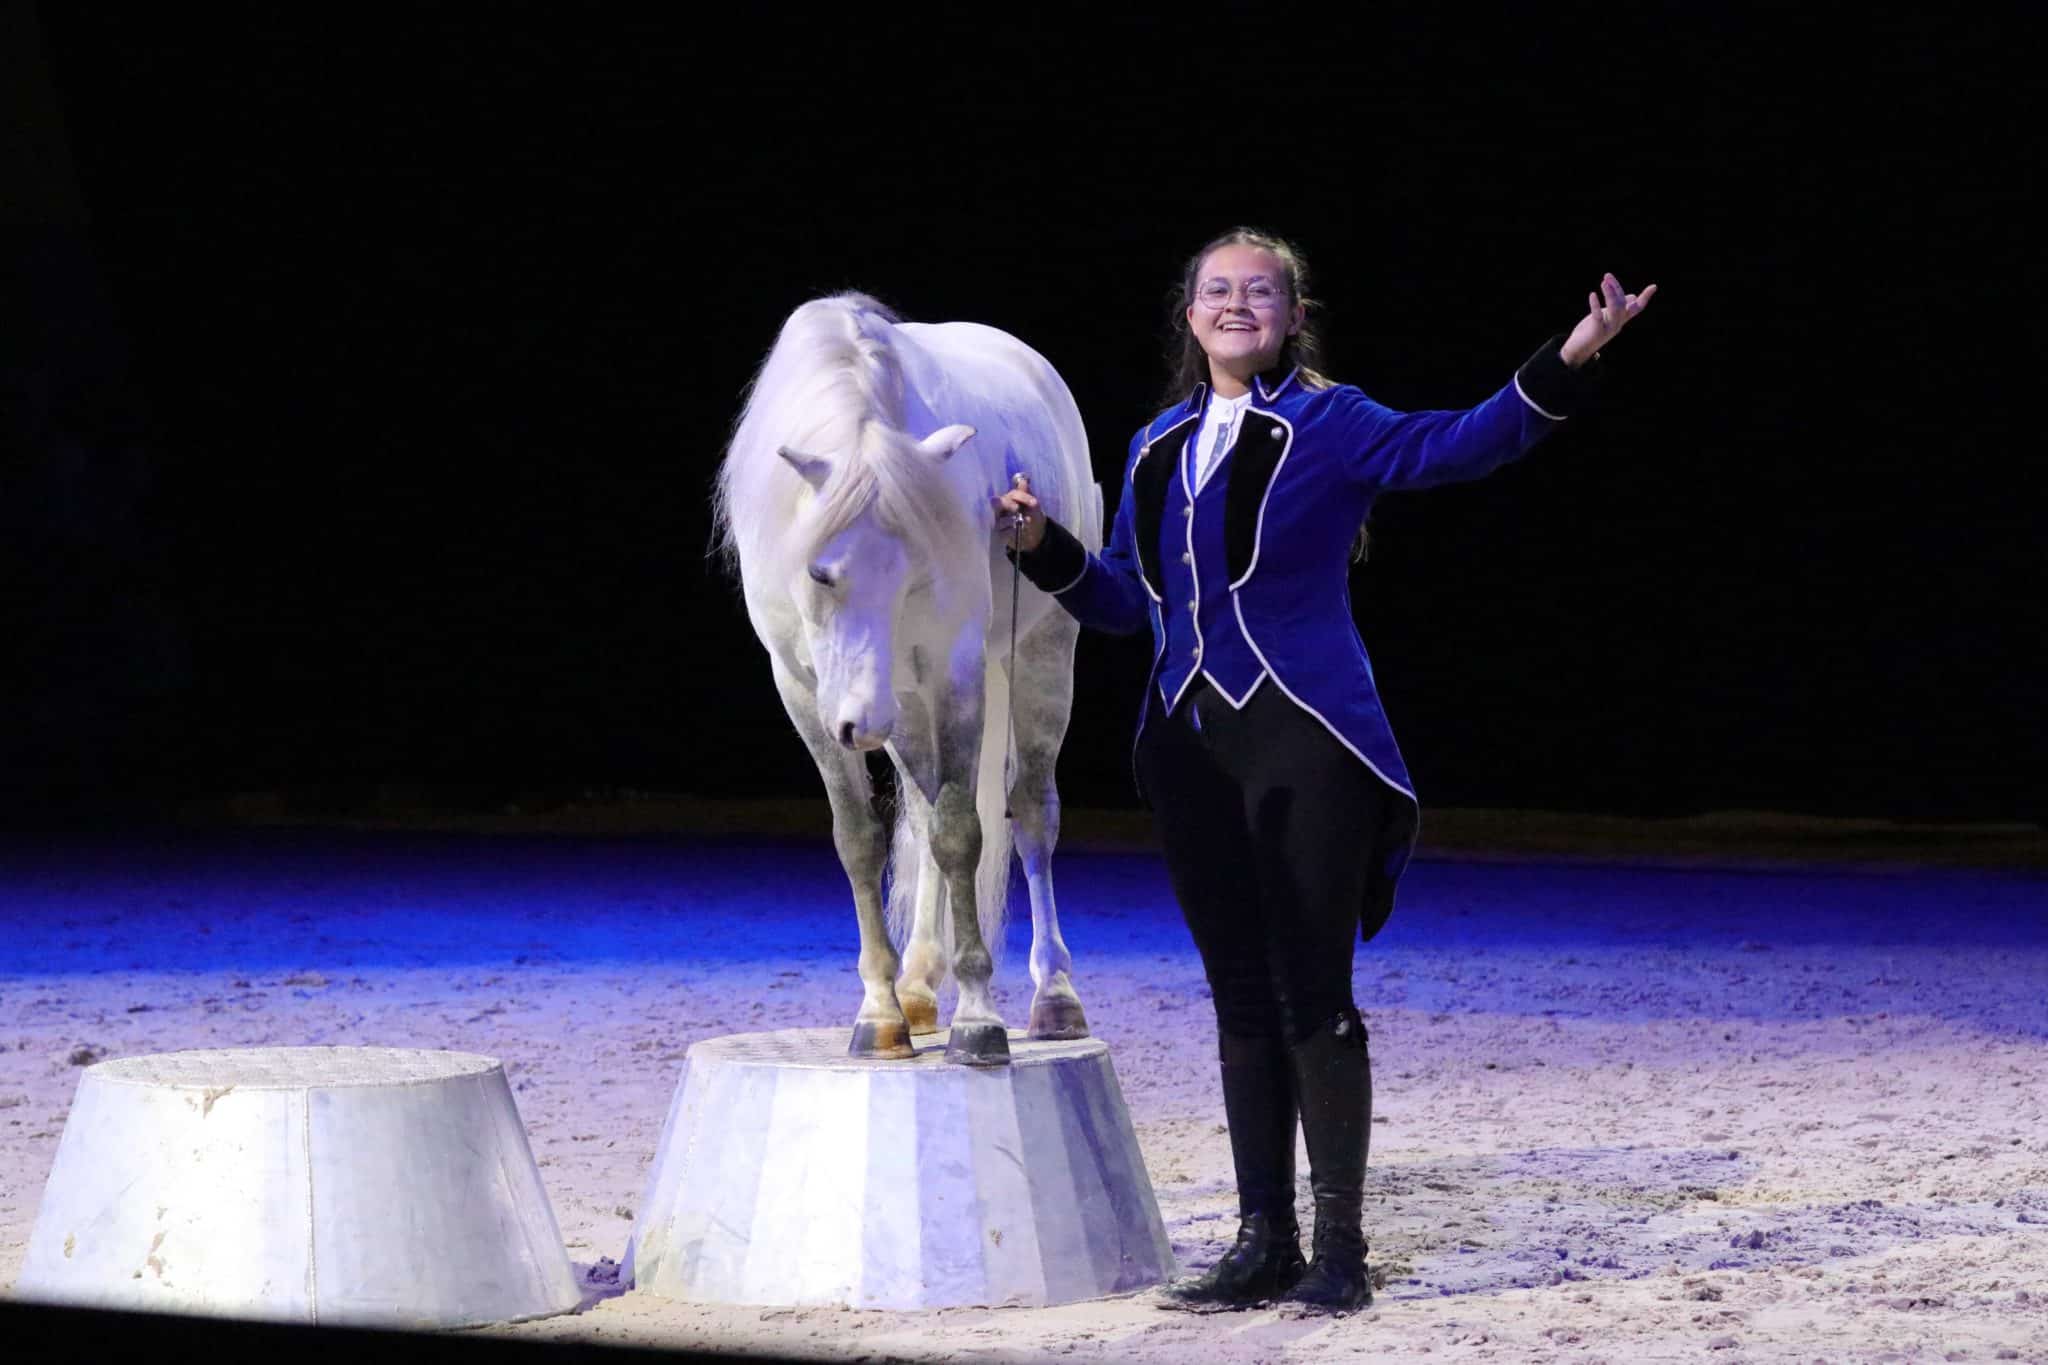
[838,721,857,748]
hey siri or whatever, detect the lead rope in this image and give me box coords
[1003,473,1026,819]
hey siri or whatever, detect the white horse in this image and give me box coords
[714,293,1100,1067]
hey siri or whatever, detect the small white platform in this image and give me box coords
[626,1028,1175,1310]
[17,1046,581,1329]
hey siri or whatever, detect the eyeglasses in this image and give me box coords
[1193,279,1288,310]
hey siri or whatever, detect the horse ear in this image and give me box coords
[777,445,832,489]
[915,424,976,462]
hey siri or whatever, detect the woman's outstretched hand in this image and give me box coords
[992,474,1047,553]
[1560,272,1657,368]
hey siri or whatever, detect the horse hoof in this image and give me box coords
[1028,997,1091,1041]
[900,994,941,1036]
[943,1024,1011,1067]
[848,1020,916,1060]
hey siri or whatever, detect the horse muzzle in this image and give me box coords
[833,709,895,752]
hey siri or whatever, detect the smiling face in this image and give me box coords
[1185,243,1306,393]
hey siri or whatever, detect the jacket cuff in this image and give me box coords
[1007,517,1089,594]
[1513,332,1604,421]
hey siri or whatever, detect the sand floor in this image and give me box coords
[2,827,2045,1362]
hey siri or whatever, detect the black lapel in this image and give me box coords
[1132,419,1192,597]
[1224,412,1287,584]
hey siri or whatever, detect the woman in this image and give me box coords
[995,228,1654,1313]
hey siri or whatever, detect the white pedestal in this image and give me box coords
[17,1046,581,1330]
[626,1028,1175,1310]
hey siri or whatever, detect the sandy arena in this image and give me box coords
[2,811,2044,1362]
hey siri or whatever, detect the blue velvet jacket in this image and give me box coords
[1016,335,1602,938]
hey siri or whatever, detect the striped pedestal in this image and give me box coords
[17,1047,580,1329]
[626,1028,1174,1309]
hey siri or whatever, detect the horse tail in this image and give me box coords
[973,656,1015,972]
[883,790,918,953]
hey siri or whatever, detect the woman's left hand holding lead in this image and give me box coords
[1561,272,1657,368]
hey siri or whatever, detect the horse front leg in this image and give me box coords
[1009,616,1089,1040]
[930,669,1009,1068]
[771,657,912,1059]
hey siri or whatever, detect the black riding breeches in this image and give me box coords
[1136,676,1391,1044]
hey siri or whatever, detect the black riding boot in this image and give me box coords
[1160,1031,1307,1308]
[1280,1006,1375,1312]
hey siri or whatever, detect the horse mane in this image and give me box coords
[714,293,981,598]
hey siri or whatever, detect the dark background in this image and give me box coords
[5,6,2036,825]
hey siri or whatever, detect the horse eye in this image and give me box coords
[808,565,834,587]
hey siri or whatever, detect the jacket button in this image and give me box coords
[1183,506,1194,519]
[1187,600,1197,613]
[1270,428,1282,440]
[1181,552,1191,564]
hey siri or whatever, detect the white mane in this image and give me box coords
[714,293,980,594]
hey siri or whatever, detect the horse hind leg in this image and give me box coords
[770,657,913,1060]
[1010,616,1089,1041]
[885,706,947,1036]
[892,793,946,1036]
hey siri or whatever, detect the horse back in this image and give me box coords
[893,321,1101,552]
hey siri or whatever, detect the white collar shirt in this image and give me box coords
[1191,389,1253,494]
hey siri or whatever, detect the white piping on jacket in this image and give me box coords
[1231,594,1419,803]
[1512,372,1567,422]
[1227,407,1296,592]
